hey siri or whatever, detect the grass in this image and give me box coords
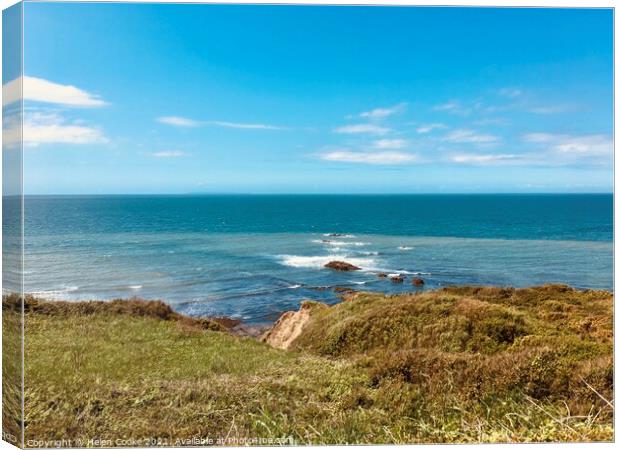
[5,285,613,445]
[2,297,22,447]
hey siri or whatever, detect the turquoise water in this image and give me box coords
[22,194,612,323]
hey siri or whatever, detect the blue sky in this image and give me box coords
[4,3,614,194]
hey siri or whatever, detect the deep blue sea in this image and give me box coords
[22,194,613,323]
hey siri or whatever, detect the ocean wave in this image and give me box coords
[128,285,143,290]
[398,246,413,251]
[277,254,376,270]
[28,285,79,299]
[398,270,431,275]
[313,239,369,247]
[323,233,355,238]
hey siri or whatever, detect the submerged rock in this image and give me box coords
[377,273,388,278]
[390,275,405,283]
[324,261,361,271]
[412,277,425,286]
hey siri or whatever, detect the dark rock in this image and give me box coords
[412,277,425,286]
[390,275,405,283]
[377,273,388,278]
[324,261,361,271]
[334,286,356,293]
[210,316,243,329]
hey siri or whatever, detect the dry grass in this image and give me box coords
[10,285,614,445]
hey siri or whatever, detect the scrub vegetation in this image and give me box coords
[8,284,613,445]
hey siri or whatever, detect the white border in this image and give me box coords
[0,1,616,450]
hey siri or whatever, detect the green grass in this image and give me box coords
[2,300,22,447]
[13,285,614,445]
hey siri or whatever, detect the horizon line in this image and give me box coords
[6,191,614,197]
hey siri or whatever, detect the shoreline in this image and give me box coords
[6,281,615,333]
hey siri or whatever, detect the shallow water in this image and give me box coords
[21,194,613,323]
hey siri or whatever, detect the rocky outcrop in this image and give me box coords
[390,275,405,283]
[324,261,361,271]
[412,277,425,286]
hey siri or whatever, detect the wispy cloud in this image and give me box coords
[433,100,476,116]
[528,104,573,114]
[3,76,107,107]
[443,128,500,144]
[372,138,407,149]
[157,116,201,127]
[523,133,611,156]
[498,87,522,98]
[359,102,406,120]
[151,151,188,158]
[156,116,283,130]
[416,123,446,134]
[450,153,520,165]
[3,112,108,147]
[319,151,417,165]
[334,124,390,135]
[434,100,460,112]
[206,121,283,130]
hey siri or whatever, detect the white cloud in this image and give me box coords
[206,121,283,130]
[157,116,201,127]
[433,100,474,116]
[319,151,416,165]
[443,129,499,144]
[2,113,22,148]
[434,100,459,111]
[156,117,283,129]
[450,153,520,165]
[2,77,21,107]
[555,136,611,155]
[3,76,106,107]
[523,133,611,156]
[416,123,446,134]
[359,103,406,120]
[372,139,407,149]
[3,112,108,147]
[334,124,390,135]
[151,151,188,158]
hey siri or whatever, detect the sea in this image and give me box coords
[19,194,613,324]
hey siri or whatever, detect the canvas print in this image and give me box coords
[2,2,614,447]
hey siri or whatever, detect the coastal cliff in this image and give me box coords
[9,284,613,444]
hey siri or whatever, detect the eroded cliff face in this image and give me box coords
[261,301,323,349]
